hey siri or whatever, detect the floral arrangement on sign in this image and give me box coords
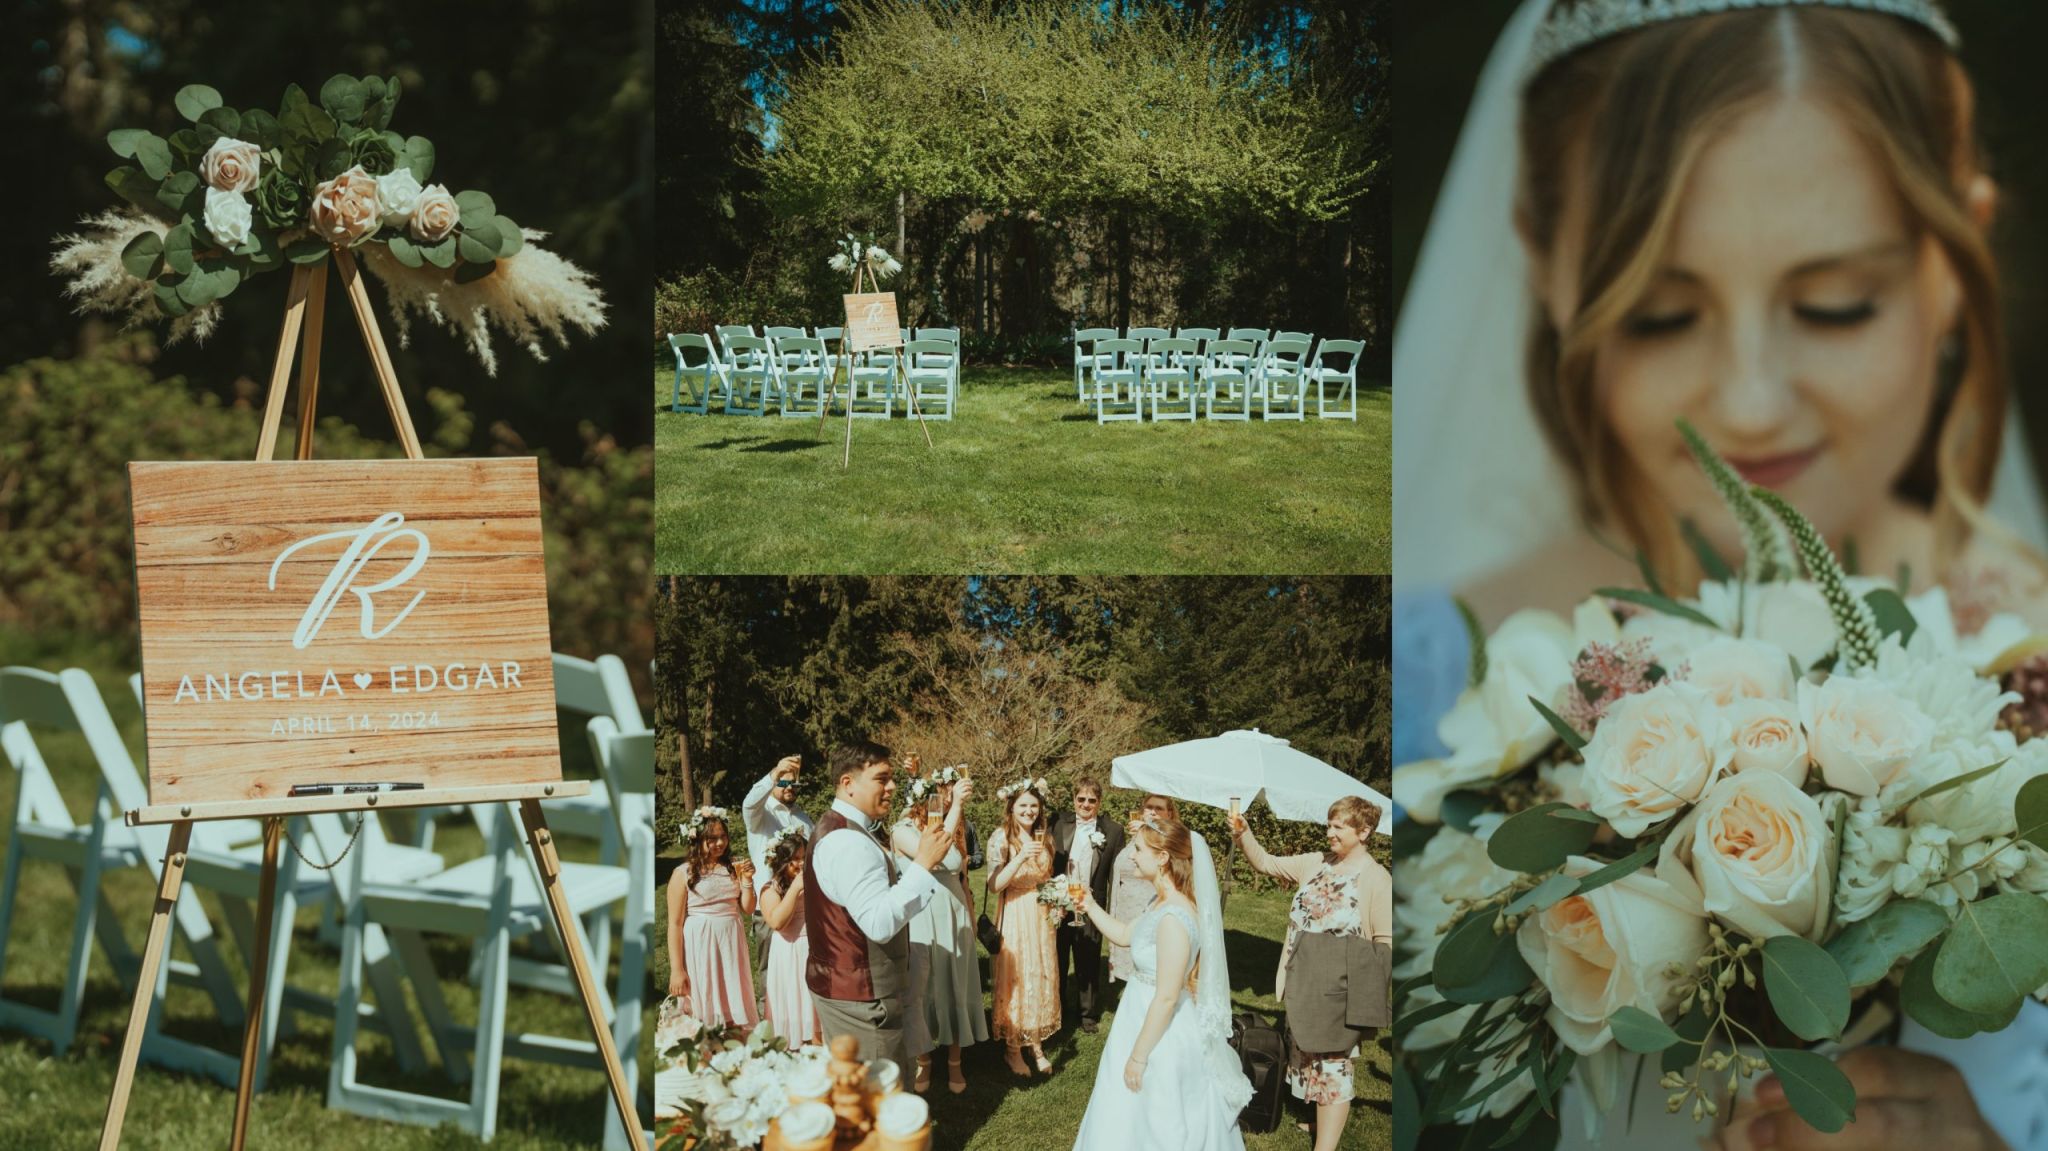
[658,1018,830,1149]
[1394,420,2048,1143]
[51,75,602,372]
[827,232,900,283]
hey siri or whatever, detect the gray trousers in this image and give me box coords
[814,992,913,1087]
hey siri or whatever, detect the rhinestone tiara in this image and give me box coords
[1527,0,1959,79]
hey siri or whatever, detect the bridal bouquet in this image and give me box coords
[1395,423,2048,1144]
[1036,878,1084,918]
[52,74,601,372]
[658,1019,831,1149]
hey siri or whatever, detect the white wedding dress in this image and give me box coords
[1074,835,1250,1151]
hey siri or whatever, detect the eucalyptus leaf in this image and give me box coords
[455,189,497,225]
[163,223,197,276]
[2014,774,2048,851]
[106,128,151,159]
[1440,791,1488,834]
[174,84,223,123]
[1487,803,1600,874]
[1433,911,1534,1004]
[168,128,204,160]
[1825,899,1948,989]
[153,277,190,318]
[1504,873,1578,917]
[1607,1006,1680,1053]
[1902,945,2020,1040]
[320,74,367,125]
[156,171,204,218]
[459,218,503,256]
[1392,1064,1419,1151]
[197,106,241,140]
[1763,1048,1855,1134]
[492,215,523,257]
[239,109,279,150]
[402,135,435,183]
[1527,695,1587,753]
[1761,935,1849,1042]
[105,166,164,215]
[386,234,423,268]
[1661,1008,1711,1075]
[1863,588,1917,645]
[1934,893,2048,1015]
[453,258,498,284]
[284,240,331,266]
[280,102,336,147]
[1593,587,1720,629]
[280,83,309,114]
[120,231,164,280]
[1572,843,1658,898]
[420,236,458,269]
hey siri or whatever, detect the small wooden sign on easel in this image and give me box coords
[817,260,933,468]
[99,248,638,1151]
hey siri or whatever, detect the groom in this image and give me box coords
[1053,777,1124,1033]
[805,740,951,1083]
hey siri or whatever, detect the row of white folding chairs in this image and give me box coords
[1072,326,1310,400]
[0,655,653,1148]
[668,328,960,420]
[1084,335,1363,423]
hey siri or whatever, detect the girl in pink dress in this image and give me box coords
[757,825,822,1046]
[665,808,759,1028]
[988,781,1060,1077]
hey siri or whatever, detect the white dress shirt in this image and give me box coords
[1068,816,1099,880]
[742,765,816,893]
[812,798,940,943]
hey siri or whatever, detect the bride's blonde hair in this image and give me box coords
[1518,5,2004,587]
[1133,818,1202,993]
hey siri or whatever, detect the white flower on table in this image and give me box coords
[202,187,252,249]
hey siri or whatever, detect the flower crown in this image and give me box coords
[996,777,1050,802]
[904,764,967,808]
[679,805,731,850]
[52,74,602,371]
[766,823,810,855]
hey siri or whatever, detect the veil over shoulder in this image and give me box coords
[1392,0,2048,596]
[1190,832,1253,1114]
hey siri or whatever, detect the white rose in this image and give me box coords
[1661,771,1831,941]
[1396,609,1579,822]
[1685,637,1798,705]
[706,1095,752,1136]
[410,182,459,243]
[1516,855,1709,1055]
[1725,699,1809,784]
[708,1045,748,1074]
[1798,676,1934,797]
[199,136,261,192]
[1393,824,1514,976]
[202,187,252,249]
[1581,683,1730,837]
[375,168,423,226]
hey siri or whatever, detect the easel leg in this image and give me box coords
[333,248,426,461]
[97,821,193,1151]
[901,357,933,449]
[228,818,284,1151]
[293,269,329,461]
[516,800,639,1139]
[255,268,314,461]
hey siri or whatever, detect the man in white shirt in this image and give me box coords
[803,741,951,1083]
[1052,777,1124,1033]
[742,754,813,981]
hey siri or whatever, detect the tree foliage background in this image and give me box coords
[3,0,656,695]
[654,576,1391,868]
[657,0,1388,369]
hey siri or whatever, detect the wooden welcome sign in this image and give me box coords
[842,290,903,352]
[128,457,563,818]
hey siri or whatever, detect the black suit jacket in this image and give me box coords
[1052,813,1125,939]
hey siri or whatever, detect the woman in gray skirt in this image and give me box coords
[892,770,987,1094]
[1231,796,1390,1151]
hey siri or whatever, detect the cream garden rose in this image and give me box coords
[201,187,252,249]
[1798,675,1934,797]
[1725,698,1808,783]
[309,166,381,245]
[199,137,261,193]
[410,183,459,243]
[1685,637,1797,705]
[1581,683,1730,837]
[1516,856,1708,1055]
[1661,771,1831,941]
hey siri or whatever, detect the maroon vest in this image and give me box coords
[803,809,908,1002]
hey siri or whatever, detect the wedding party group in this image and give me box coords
[660,744,1390,1151]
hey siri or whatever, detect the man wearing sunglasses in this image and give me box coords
[743,754,815,981]
[1051,778,1124,1035]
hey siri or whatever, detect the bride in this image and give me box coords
[1070,817,1250,1151]
[1396,0,2048,1148]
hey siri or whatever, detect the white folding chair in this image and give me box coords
[1258,336,1313,420]
[774,336,834,418]
[902,338,957,421]
[721,335,777,417]
[1309,338,1363,420]
[1144,337,1201,421]
[1202,339,1257,421]
[667,334,722,415]
[1072,327,1117,404]
[1091,338,1144,424]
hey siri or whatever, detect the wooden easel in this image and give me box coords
[817,262,933,468]
[97,248,639,1149]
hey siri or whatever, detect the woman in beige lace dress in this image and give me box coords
[988,782,1060,1076]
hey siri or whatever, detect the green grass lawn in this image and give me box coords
[653,366,1390,573]
[0,631,654,1149]
[653,856,1391,1151]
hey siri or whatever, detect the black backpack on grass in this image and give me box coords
[1230,1009,1290,1134]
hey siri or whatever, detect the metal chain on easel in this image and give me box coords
[285,813,366,872]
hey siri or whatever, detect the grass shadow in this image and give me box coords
[739,438,831,454]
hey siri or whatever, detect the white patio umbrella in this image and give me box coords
[1109,728,1392,834]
